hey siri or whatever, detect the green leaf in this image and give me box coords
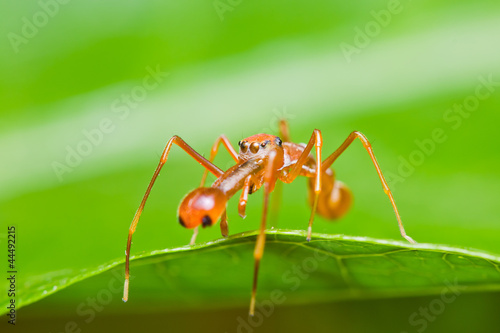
[6,230,500,315]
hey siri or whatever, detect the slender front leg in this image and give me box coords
[281,129,323,241]
[321,131,415,244]
[249,151,280,316]
[123,136,223,302]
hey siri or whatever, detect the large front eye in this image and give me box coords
[240,141,249,153]
[250,142,260,153]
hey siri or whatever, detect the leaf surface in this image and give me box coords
[6,230,500,315]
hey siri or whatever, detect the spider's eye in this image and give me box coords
[276,137,283,147]
[250,142,260,154]
[260,140,270,148]
[238,140,241,146]
[240,141,249,153]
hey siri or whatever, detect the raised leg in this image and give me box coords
[123,136,224,302]
[321,131,415,244]
[280,129,323,241]
[278,119,292,142]
[270,119,291,226]
[249,150,280,316]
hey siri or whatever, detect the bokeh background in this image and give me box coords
[1,0,500,332]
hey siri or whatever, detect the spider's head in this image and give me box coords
[237,134,284,164]
[177,187,226,229]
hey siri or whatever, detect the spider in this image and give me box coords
[123,120,415,315]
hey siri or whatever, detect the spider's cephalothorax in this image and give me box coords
[237,134,284,162]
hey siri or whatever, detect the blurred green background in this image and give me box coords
[1,0,500,332]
